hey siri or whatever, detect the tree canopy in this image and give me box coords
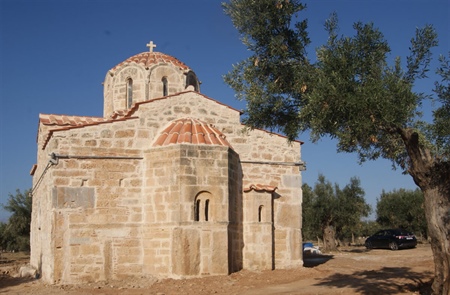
[302,174,371,251]
[223,0,448,166]
[0,189,32,251]
[223,1,449,293]
[376,188,427,238]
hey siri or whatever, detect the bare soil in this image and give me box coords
[0,244,434,295]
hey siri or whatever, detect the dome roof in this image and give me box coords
[153,118,233,149]
[111,51,190,72]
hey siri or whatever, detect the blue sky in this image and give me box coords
[0,0,448,222]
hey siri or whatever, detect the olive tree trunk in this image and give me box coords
[322,225,337,252]
[401,129,450,295]
[422,187,450,295]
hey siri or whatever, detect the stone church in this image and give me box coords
[30,42,305,284]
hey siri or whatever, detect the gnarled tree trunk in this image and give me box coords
[401,129,450,295]
[422,186,450,295]
[322,225,337,252]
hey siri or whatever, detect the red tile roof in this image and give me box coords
[153,118,233,149]
[108,91,242,120]
[39,114,107,126]
[38,91,301,151]
[244,184,278,193]
[111,52,190,72]
[30,164,37,176]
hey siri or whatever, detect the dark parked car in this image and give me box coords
[365,229,417,250]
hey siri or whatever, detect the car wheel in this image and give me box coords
[389,242,398,250]
[365,241,372,249]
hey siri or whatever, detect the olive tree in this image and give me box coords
[302,175,370,251]
[376,188,427,239]
[0,189,32,251]
[223,1,449,293]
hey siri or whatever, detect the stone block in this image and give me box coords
[117,254,140,264]
[100,129,113,138]
[79,244,100,256]
[52,187,95,209]
[19,265,37,278]
[276,204,301,228]
[172,228,200,276]
[84,140,97,147]
[130,214,142,222]
[282,174,302,188]
[99,140,112,148]
[68,213,86,224]
[115,129,136,138]
[54,178,70,186]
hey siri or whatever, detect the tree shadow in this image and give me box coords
[313,267,433,294]
[339,248,369,254]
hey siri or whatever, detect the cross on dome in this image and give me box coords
[146,41,157,52]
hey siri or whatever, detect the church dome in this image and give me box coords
[153,118,233,149]
[103,41,201,117]
[110,51,190,72]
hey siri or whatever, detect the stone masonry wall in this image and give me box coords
[131,92,301,270]
[32,90,302,284]
[228,127,303,269]
[103,63,189,117]
[143,144,235,278]
[33,118,147,283]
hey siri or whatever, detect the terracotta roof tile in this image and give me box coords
[154,133,168,146]
[106,91,243,120]
[244,184,278,193]
[153,118,233,149]
[30,164,37,176]
[40,114,106,126]
[111,52,190,72]
[110,109,130,119]
[167,133,178,145]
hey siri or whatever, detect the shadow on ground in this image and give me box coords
[339,248,369,253]
[303,254,334,267]
[313,267,433,294]
[0,276,36,292]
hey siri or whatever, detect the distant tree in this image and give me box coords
[334,177,371,242]
[309,175,337,251]
[301,183,319,241]
[302,174,370,251]
[376,188,427,239]
[359,220,382,237]
[223,1,449,293]
[0,189,32,251]
[0,222,7,248]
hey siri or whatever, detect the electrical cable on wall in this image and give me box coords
[29,153,59,197]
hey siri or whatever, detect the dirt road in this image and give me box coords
[0,244,433,294]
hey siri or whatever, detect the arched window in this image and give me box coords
[162,77,168,96]
[195,199,201,221]
[204,199,210,221]
[194,192,212,222]
[126,78,133,108]
[185,71,199,91]
[258,205,264,222]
